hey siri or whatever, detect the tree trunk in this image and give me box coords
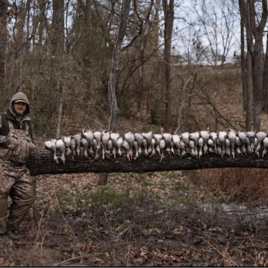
[26,147,268,176]
[263,32,268,113]
[239,0,268,132]
[101,0,131,185]
[138,0,154,109]
[0,0,8,84]
[108,0,131,132]
[51,0,64,53]
[163,0,174,130]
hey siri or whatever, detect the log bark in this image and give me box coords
[26,147,268,176]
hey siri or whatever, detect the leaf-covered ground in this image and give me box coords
[1,171,268,266]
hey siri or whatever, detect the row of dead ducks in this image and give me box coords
[44,129,268,164]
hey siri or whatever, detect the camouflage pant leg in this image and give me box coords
[0,161,34,233]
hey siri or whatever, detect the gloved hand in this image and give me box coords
[0,135,7,146]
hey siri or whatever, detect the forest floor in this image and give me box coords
[1,66,268,266]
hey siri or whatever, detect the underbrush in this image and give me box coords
[185,168,268,205]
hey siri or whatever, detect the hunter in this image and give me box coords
[0,92,35,242]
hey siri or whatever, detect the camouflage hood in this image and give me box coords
[9,92,30,117]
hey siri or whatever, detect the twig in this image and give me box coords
[56,199,76,238]
[201,237,238,266]
[53,256,82,266]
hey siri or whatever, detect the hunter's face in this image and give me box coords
[14,102,27,116]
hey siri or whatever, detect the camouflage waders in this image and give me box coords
[0,128,34,234]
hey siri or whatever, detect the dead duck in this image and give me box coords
[262,137,268,157]
[134,133,143,155]
[73,133,82,156]
[116,136,124,156]
[82,129,94,149]
[207,138,214,153]
[255,132,267,157]
[124,132,135,160]
[161,128,172,156]
[172,134,181,155]
[235,136,242,155]
[150,138,156,157]
[189,140,196,157]
[159,139,166,162]
[225,138,231,157]
[44,139,58,164]
[181,132,190,145]
[56,139,66,164]
[63,136,72,156]
[227,129,236,159]
[180,140,187,157]
[70,136,76,160]
[81,137,89,158]
[153,134,163,157]
[200,131,210,154]
[238,132,247,154]
[198,137,204,158]
[142,131,153,156]
[218,131,227,157]
[101,130,110,159]
[210,132,218,151]
[246,131,255,153]
[111,133,120,158]
[93,131,102,159]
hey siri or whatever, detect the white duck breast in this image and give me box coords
[245,137,251,153]
[153,134,163,156]
[124,132,135,147]
[225,138,231,157]
[45,139,58,164]
[210,132,218,151]
[198,137,204,158]
[189,132,200,145]
[111,133,120,158]
[200,131,210,142]
[134,133,143,154]
[246,131,255,152]
[262,137,268,157]
[207,139,214,153]
[150,138,156,157]
[101,131,110,159]
[107,139,113,155]
[189,140,196,157]
[133,141,139,160]
[82,129,94,148]
[179,141,186,156]
[162,133,172,155]
[255,132,267,156]
[93,131,102,154]
[228,130,236,159]
[56,139,66,164]
[63,136,71,156]
[142,131,153,144]
[142,138,148,156]
[235,136,242,155]
[181,132,190,145]
[116,137,124,156]
[123,139,132,161]
[172,134,180,147]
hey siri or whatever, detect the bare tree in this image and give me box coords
[162,0,174,130]
[108,0,131,132]
[239,0,268,132]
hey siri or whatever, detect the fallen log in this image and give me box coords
[26,147,268,176]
